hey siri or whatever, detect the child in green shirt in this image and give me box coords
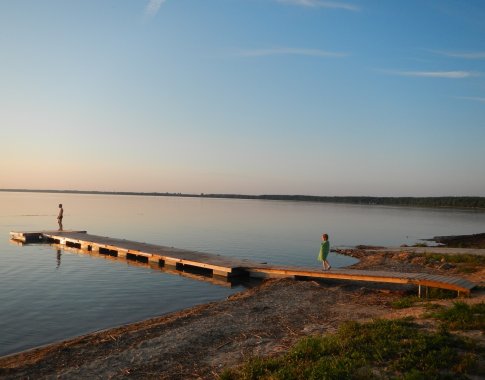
[317,233,331,270]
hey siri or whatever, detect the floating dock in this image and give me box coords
[12,230,255,278]
[10,230,477,296]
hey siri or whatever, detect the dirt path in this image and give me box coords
[1,248,483,379]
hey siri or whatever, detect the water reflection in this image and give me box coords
[56,249,61,269]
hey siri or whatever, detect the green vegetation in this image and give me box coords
[220,319,482,380]
[391,289,456,309]
[429,302,485,331]
[391,296,421,309]
[421,253,485,265]
[426,288,457,299]
[413,242,428,247]
[416,253,485,273]
[457,267,478,274]
[2,189,485,210]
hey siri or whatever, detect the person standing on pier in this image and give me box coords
[318,233,331,270]
[57,204,63,231]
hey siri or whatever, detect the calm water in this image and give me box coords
[1,192,484,356]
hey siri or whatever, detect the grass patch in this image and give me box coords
[392,289,456,306]
[413,242,429,247]
[429,302,485,331]
[423,303,444,311]
[391,296,421,309]
[391,292,459,310]
[220,319,482,380]
[427,288,457,299]
[422,253,485,265]
[456,266,480,274]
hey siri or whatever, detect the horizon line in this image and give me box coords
[1,188,484,199]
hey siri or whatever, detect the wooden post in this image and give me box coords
[117,249,127,258]
[418,285,422,298]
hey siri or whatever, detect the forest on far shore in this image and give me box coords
[2,189,485,210]
[210,194,485,209]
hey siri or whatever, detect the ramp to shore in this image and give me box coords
[10,230,477,296]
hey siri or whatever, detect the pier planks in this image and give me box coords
[245,266,476,295]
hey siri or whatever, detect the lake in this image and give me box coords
[1,191,484,356]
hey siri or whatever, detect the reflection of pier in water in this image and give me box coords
[10,230,478,296]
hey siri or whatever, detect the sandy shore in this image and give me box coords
[1,247,483,379]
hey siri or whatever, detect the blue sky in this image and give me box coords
[1,0,484,196]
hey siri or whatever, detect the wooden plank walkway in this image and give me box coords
[10,230,477,296]
[246,266,476,296]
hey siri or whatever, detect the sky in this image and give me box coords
[1,0,484,196]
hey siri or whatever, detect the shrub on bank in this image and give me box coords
[220,318,482,379]
[429,302,485,331]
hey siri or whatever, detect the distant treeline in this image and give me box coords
[1,189,485,210]
[201,194,485,209]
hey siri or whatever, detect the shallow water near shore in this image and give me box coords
[1,191,485,356]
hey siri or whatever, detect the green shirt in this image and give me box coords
[318,240,330,261]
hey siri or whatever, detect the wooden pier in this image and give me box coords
[10,230,477,296]
[15,230,255,278]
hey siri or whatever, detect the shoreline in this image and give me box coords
[1,246,484,379]
[2,189,485,211]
